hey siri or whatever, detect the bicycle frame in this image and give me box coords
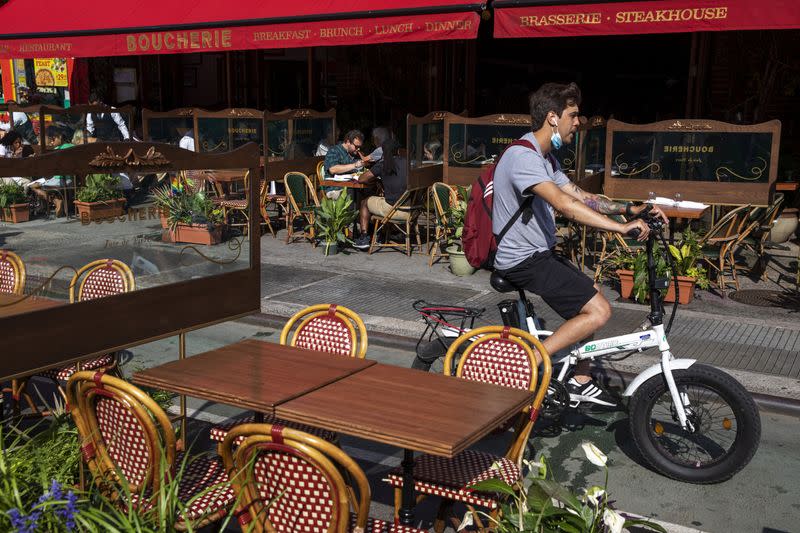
[521,222,697,430]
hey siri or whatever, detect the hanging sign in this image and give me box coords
[33,58,68,87]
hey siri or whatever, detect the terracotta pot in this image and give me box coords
[768,208,798,244]
[2,203,30,223]
[74,198,125,222]
[664,275,696,304]
[170,223,225,245]
[160,214,169,229]
[617,269,634,299]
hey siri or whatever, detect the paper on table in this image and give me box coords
[648,197,709,209]
[326,174,357,182]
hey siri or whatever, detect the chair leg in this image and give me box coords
[433,498,453,533]
[393,487,402,521]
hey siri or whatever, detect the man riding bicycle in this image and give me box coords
[492,82,668,406]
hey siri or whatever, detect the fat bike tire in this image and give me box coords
[628,364,760,484]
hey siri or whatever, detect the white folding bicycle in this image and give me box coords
[412,211,760,484]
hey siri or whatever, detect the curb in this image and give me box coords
[239,312,800,417]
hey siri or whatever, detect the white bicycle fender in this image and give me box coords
[622,359,696,397]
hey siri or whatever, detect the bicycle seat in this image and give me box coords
[490,271,520,293]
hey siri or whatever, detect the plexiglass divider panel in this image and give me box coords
[41,105,136,148]
[0,141,261,381]
[263,108,335,182]
[142,108,197,147]
[406,111,466,189]
[603,119,781,206]
[573,116,606,194]
[443,113,531,186]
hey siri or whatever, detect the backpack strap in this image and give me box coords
[493,139,538,246]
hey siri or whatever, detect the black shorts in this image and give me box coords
[498,250,597,320]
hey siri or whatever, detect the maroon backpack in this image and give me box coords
[462,140,540,269]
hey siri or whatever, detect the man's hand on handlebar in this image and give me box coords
[622,219,650,241]
[631,203,669,225]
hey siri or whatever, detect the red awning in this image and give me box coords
[494,0,800,39]
[0,1,481,59]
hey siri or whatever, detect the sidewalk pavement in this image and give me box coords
[257,229,800,405]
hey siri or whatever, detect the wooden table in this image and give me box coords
[276,363,534,524]
[652,204,709,243]
[0,293,63,318]
[776,182,799,192]
[319,178,369,189]
[131,339,375,414]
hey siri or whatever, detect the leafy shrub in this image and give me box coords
[76,174,123,203]
[0,182,27,208]
[150,184,223,232]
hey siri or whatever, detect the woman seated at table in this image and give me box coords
[352,136,408,250]
[0,130,35,196]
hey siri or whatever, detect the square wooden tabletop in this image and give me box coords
[275,363,534,457]
[131,339,376,414]
[0,293,63,319]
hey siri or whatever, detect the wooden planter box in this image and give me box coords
[664,275,696,305]
[74,198,125,222]
[170,223,225,245]
[2,203,30,223]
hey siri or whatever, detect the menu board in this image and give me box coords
[610,130,772,183]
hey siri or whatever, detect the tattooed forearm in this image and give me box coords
[583,195,626,215]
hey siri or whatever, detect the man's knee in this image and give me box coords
[581,293,611,329]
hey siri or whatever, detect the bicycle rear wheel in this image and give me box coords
[628,364,760,483]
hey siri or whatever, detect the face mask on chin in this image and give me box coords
[550,124,563,150]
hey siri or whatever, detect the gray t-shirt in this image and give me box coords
[492,133,570,271]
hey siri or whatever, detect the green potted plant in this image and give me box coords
[0,182,30,223]
[312,191,356,255]
[665,227,710,304]
[609,248,639,300]
[74,173,125,221]
[445,185,475,276]
[151,184,226,245]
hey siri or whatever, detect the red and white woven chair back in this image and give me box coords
[72,259,134,302]
[94,394,153,488]
[289,304,363,357]
[459,331,534,391]
[0,250,23,294]
[250,446,341,532]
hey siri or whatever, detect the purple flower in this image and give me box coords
[49,479,64,501]
[6,507,36,533]
[56,491,78,531]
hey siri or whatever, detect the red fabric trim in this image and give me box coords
[327,304,338,317]
[529,407,539,423]
[501,326,511,339]
[81,441,96,461]
[0,11,479,59]
[236,509,253,527]
[92,370,106,388]
[495,0,800,39]
[270,424,285,445]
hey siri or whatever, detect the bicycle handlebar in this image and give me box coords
[626,204,663,239]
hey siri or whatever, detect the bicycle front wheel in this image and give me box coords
[628,364,760,484]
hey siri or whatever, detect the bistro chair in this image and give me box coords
[208,304,368,446]
[13,259,134,416]
[368,188,426,256]
[258,178,281,238]
[386,325,552,532]
[284,171,320,245]
[220,423,426,533]
[0,249,25,295]
[740,193,784,279]
[699,204,751,294]
[315,160,326,192]
[66,371,235,530]
[427,182,457,267]
[218,170,252,235]
[0,250,32,416]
